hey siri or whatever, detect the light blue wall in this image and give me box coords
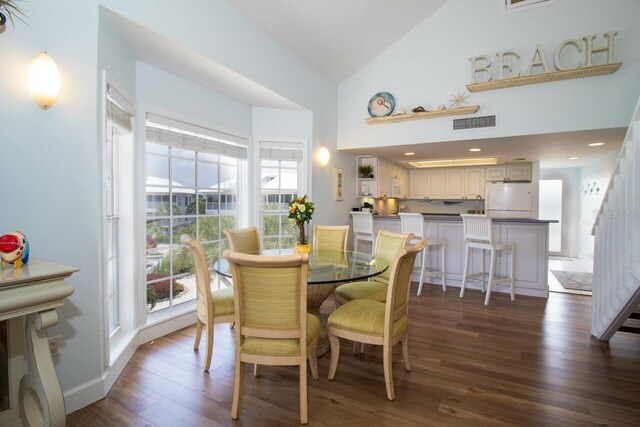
[0,0,341,403]
[0,1,103,393]
[338,0,640,150]
[137,61,253,136]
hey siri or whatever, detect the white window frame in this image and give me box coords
[101,72,137,368]
[499,0,555,15]
[255,138,311,249]
[139,105,250,326]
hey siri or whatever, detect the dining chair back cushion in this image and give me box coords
[312,225,350,252]
[460,214,493,244]
[373,230,414,285]
[334,230,413,305]
[327,240,425,401]
[224,227,261,253]
[224,250,319,423]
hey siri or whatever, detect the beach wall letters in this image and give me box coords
[466,31,621,92]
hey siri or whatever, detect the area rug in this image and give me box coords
[551,270,592,292]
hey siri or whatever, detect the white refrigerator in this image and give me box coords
[485,182,533,218]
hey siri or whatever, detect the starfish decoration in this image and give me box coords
[448,91,470,109]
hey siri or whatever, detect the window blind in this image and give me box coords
[146,113,248,160]
[106,83,134,131]
[259,141,304,161]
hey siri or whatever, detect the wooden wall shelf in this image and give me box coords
[365,105,480,125]
[466,63,622,92]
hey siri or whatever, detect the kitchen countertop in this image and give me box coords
[373,213,558,223]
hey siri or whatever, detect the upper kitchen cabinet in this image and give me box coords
[485,164,531,182]
[409,167,485,200]
[445,168,465,199]
[426,169,446,199]
[409,170,427,199]
[465,167,485,199]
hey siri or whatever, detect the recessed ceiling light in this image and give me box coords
[588,142,605,146]
[469,148,482,152]
[568,156,580,160]
[404,152,415,156]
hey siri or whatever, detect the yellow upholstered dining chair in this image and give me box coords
[312,224,350,252]
[224,250,319,425]
[181,234,235,372]
[327,240,426,401]
[334,230,413,306]
[223,226,261,253]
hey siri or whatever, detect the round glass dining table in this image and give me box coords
[212,249,388,356]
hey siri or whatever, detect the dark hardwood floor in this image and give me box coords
[68,285,640,426]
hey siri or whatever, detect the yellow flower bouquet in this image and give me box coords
[288,195,315,245]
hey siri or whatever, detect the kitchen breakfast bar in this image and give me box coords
[367,214,557,299]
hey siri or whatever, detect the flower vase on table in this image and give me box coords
[294,223,311,254]
[288,195,314,254]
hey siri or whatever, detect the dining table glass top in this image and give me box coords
[212,249,388,285]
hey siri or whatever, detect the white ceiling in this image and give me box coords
[228,0,449,83]
[102,8,303,110]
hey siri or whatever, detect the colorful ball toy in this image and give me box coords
[0,231,30,270]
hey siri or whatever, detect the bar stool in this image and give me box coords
[350,211,375,254]
[398,213,446,295]
[459,214,514,305]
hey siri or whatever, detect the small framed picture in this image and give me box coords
[334,168,344,201]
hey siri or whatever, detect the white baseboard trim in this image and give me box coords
[137,309,197,345]
[64,309,196,414]
[63,376,104,414]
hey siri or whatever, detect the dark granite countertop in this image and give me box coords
[372,213,558,223]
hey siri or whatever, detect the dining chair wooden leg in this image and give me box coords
[308,338,319,380]
[231,359,244,419]
[203,322,214,371]
[383,342,395,401]
[193,319,203,350]
[417,247,427,296]
[401,336,411,371]
[300,362,308,424]
[328,334,340,380]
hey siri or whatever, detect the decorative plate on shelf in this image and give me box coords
[368,92,395,118]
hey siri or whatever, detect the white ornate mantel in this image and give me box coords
[0,260,77,427]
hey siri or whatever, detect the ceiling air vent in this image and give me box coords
[453,115,496,130]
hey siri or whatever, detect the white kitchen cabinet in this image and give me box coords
[465,167,485,199]
[506,165,531,181]
[409,170,427,199]
[426,169,445,198]
[486,164,531,182]
[445,168,465,199]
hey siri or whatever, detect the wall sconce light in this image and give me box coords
[28,52,61,110]
[319,147,331,168]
